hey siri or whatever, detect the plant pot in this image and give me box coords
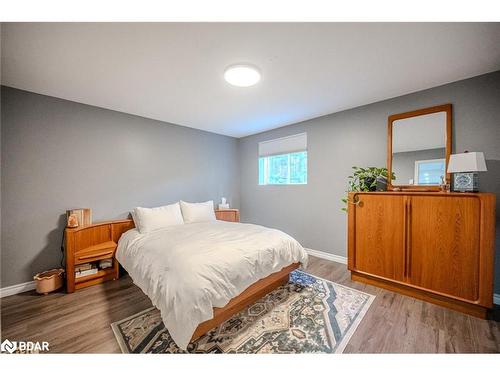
[361,177,377,191]
[376,176,388,191]
[33,269,65,295]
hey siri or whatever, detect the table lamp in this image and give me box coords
[447,151,487,192]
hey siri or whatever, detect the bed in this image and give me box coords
[115,219,308,349]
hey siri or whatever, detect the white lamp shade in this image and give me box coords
[447,152,487,173]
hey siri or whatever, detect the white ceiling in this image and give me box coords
[2,23,500,138]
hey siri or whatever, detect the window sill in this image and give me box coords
[258,183,307,186]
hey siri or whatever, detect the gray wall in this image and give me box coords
[1,86,240,287]
[239,70,500,294]
[2,71,500,294]
[392,147,446,185]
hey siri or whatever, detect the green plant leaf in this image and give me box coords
[341,165,396,212]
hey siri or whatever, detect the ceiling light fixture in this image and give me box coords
[224,64,261,87]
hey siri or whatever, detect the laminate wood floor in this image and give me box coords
[1,256,499,353]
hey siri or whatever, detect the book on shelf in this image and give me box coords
[75,268,98,278]
[74,263,93,272]
[99,259,113,269]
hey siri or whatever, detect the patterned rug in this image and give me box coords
[111,270,374,353]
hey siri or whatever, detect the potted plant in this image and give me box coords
[341,166,395,211]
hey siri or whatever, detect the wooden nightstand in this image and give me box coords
[65,220,134,293]
[215,209,240,222]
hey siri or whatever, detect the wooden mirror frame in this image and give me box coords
[387,104,452,191]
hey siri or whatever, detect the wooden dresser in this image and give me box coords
[347,191,496,318]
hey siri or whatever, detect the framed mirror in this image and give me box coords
[387,104,452,191]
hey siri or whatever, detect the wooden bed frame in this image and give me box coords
[65,216,300,341]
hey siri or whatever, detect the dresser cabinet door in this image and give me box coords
[352,194,406,281]
[408,196,480,302]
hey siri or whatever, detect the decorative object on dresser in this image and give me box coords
[447,151,488,192]
[439,175,451,193]
[347,191,496,318]
[67,214,79,228]
[215,208,240,222]
[66,208,92,228]
[387,104,452,191]
[65,219,133,293]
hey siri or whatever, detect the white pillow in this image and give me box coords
[180,200,216,224]
[133,202,184,233]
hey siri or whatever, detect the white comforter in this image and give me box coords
[116,220,308,350]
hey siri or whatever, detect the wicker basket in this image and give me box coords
[34,269,65,295]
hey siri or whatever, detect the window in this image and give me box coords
[258,133,307,185]
[414,158,446,185]
[259,151,308,185]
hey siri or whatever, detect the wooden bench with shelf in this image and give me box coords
[65,219,134,293]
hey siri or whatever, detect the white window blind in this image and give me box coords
[258,133,307,157]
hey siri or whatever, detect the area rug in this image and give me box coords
[111,270,374,353]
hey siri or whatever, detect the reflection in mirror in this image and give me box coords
[392,111,446,186]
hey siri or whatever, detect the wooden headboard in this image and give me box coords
[65,219,135,250]
[65,209,239,252]
[64,209,239,292]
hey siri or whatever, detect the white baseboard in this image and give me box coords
[0,280,36,298]
[1,264,498,305]
[305,248,347,265]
